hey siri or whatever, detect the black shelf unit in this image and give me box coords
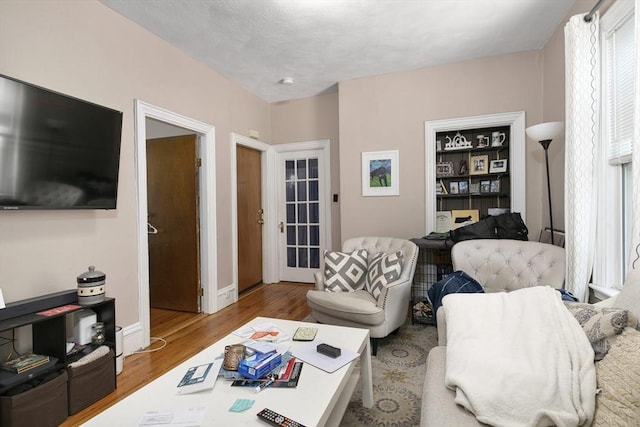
[0,298,116,394]
[0,299,116,364]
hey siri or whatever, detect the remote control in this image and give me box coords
[316,343,341,358]
[257,408,306,427]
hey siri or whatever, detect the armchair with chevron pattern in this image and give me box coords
[306,236,419,355]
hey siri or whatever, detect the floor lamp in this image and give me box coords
[525,121,564,245]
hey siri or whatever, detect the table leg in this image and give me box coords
[360,338,374,408]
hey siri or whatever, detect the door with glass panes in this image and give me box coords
[278,150,326,282]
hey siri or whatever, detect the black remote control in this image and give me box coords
[317,343,341,358]
[257,408,306,427]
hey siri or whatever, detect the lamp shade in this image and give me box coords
[525,121,564,142]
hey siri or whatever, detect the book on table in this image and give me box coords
[231,357,304,388]
[1,353,50,374]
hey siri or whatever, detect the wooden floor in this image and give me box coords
[61,282,313,426]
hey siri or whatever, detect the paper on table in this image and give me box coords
[291,342,359,373]
[232,323,291,343]
[137,407,205,426]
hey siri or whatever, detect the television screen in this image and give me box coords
[0,74,123,210]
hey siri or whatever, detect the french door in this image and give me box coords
[277,149,327,283]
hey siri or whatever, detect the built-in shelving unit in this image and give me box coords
[424,112,526,233]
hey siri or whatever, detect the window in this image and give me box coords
[593,2,635,291]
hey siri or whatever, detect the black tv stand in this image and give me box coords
[0,292,116,425]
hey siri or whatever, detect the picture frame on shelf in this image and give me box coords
[362,150,399,196]
[469,182,480,194]
[458,181,468,194]
[470,155,489,175]
[449,182,459,194]
[480,180,491,193]
[436,161,455,177]
[489,159,508,173]
[435,211,452,233]
[490,180,500,193]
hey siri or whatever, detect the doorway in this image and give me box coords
[276,148,328,283]
[231,137,332,292]
[236,145,263,293]
[135,100,217,351]
[146,135,201,312]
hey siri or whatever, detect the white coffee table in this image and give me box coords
[82,317,373,427]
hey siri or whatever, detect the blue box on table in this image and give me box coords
[238,351,282,380]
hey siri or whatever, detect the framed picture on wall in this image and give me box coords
[362,150,400,196]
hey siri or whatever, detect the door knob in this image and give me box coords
[279,222,284,233]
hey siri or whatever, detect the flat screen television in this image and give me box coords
[0,74,123,210]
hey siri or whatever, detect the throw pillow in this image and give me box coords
[616,268,640,321]
[564,302,638,360]
[592,327,640,426]
[366,251,403,300]
[323,249,368,292]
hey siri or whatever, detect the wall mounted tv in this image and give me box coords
[0,74,123,210]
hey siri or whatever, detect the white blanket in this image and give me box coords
[443,286,596,427]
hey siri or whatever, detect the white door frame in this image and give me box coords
[134,100,217,350]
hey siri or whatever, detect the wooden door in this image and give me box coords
[147,135,200,312]
[236,145,263,292]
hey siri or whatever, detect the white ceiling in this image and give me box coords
[100,0,577,103]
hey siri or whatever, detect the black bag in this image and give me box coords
[446,213,528,247]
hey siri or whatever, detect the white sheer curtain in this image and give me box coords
[564,14,600,301]
[630,2,640,274]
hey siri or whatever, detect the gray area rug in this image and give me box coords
[303,317,439,426]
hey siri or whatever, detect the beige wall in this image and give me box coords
[0,1,270,326]
[270,92,341,249]
[338,52,545,240]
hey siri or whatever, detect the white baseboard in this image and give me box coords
[217,283,237,311]
[121,322,143,357]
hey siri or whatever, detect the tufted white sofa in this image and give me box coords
[435,239,565,345]
[420,239,640,426]
[424,239,568,426]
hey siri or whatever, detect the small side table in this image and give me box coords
[409,238,453,324]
